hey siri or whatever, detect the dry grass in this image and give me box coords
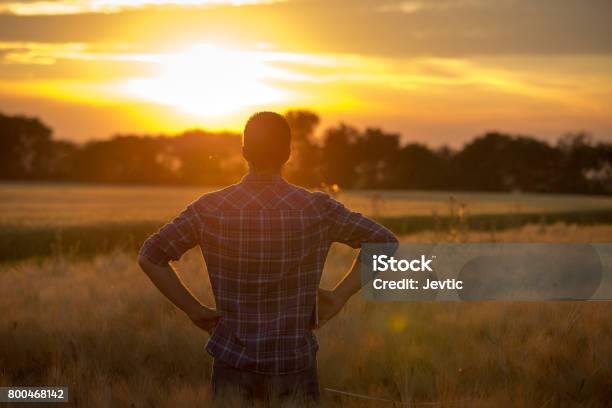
[1,224,612,407]
[3,182,612,226]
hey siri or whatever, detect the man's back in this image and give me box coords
[139,172,397,374]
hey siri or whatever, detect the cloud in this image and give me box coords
[1,0,611,143]
[0,0,281,15]
[0,0,610,57]
[3,39,609,119]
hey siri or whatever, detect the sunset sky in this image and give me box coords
[1,0,611,145]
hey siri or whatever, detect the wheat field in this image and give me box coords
[2,224,612,407]
[3,183,612,226]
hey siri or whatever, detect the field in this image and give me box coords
[1,183,612,406]
[2,182,612,262]
[3,182,612,226]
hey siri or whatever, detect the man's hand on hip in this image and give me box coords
[138,256,221,334]
[317,288,347,328]
[317,253,365,328]
[188,305,221,334]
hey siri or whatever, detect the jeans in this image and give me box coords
[211,359,320,404]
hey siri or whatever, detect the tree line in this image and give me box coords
[1,110,611,194]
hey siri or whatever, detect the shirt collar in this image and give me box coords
[241,171,286,185]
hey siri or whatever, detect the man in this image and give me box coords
[138,111,398,403]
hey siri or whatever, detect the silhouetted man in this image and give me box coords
[138,111,398,404]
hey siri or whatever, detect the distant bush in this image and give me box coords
[1,111,611,194]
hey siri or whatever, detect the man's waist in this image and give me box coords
[217,310,317,330]
[213,318,315,340]
[205,323,319,374]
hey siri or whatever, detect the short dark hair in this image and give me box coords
[242,111,291,170]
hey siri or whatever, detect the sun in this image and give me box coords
[122,44,287,117]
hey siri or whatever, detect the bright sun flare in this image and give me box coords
[123,44,287,116]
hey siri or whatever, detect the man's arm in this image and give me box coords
[317,195,398,327]
[318,254,362,326]
[137,202,219,332]
[138,256,220,332]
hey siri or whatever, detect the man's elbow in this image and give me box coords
[137,254,150,269]
[376,230,399,255]
[138,252,170,270]
[387,233,399,245]
[137,255,161,279]
[138,239,163,269]
[387,234,400,253]
[376,228,399,245]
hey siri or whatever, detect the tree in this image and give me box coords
[393,143,449,189]
[0,113,54,179]
[171,130,243,185]
[353,128,400,188]
[320,124,359,188]
[554,132,601,194]
[1,110,611,194]
[284,110,321,186]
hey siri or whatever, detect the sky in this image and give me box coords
[1,0,611,146]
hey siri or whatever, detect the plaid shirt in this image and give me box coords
[139,172,398,374]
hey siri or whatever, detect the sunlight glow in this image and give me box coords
[0,0,281,15]
[122,44,289,116]
[3,39,611,138]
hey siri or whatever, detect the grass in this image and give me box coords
[3,209,612,262]
[1,225,612,407]
[2,183,612,406]
[3,182,612,226]
[0,222,156,262]
[3,182,612,262]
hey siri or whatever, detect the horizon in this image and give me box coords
[6,109,609,150]
[1,1,612,145]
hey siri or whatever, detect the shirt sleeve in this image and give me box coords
[320,193,399,248]
[138,203,201,265]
